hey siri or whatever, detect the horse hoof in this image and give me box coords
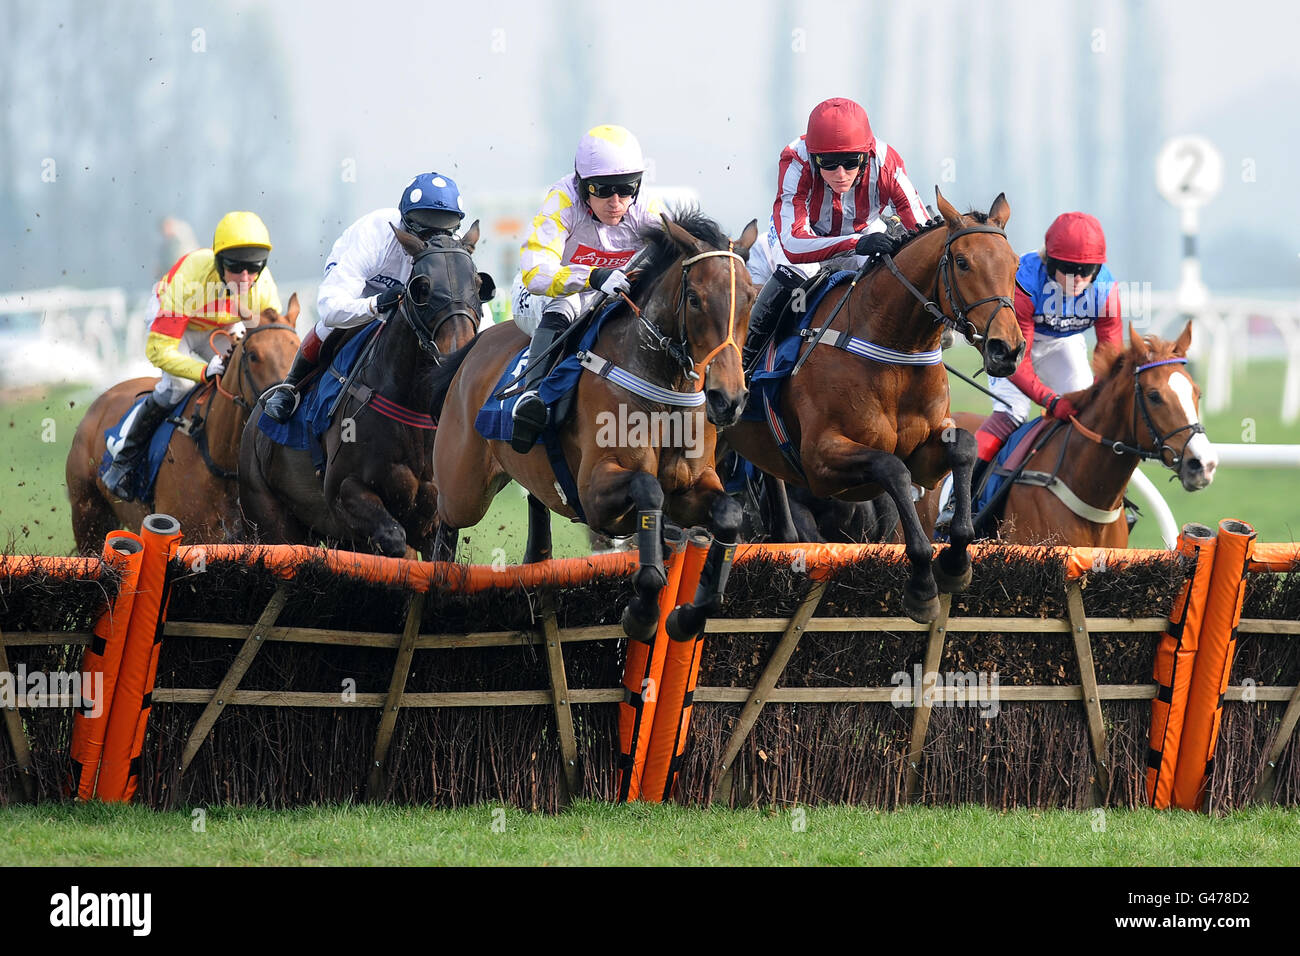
[903,591,941,625]
[934,552,972,594]
[621,605,658,643]
[665,606,694,642]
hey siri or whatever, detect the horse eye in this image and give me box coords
[687,291,702,309]
[1148,390,1163,404]
[955,256,970,270]
[408,276,431,305]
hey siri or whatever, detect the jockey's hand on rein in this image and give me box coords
[203,354,226,382]
[589,268,631,297]
[855,232,895,257]
[1047,394,1079,421]
[373,287,402,315]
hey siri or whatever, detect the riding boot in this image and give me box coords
[262,351,319,424]
[741,276,789,374]
[509,313,566,454]
[102,394,172,501]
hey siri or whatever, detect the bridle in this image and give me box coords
[624,245,746,390]
[398,240,481,360]
[1068,356,1205,470]
[881,224,1015,346]
[211,322,298,412]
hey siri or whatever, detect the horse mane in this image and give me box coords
[635,205,732,288]
[1074,331,1177,409]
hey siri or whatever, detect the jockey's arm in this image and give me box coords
[774,149,859,264]
[1093,284,1123,349]
[1004,287,1056,407]
[146,317,207,381]
[881,150,928,230]
[318,235,392,330]
[521,187,590,297]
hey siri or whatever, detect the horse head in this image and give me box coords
[391,221,489,360]
[934,188,1024,377]
[1064,321,1218,491]
[211,293,301,410]
[650,213,759,427]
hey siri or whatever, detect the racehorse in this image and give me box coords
[429,210,758,641]
[239,225,487,559]
[724,189,1024,623]
[65,297,301,551]
[914,322,1218,546]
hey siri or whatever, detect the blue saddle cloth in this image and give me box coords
[257,320,382,452]
[474,301,620,446]
[975,418,1042,515]
[740,270,855,427]
[98,394,186,503]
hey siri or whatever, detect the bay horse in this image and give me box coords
[915,323,1219,546]
[430,210,758,641]
[65,297,301,551]
[724,189,1025,623]
[239,225,486,559]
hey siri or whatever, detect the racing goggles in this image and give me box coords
[587,179,641,199]
[813,152,866,171]
[222,257,266,276]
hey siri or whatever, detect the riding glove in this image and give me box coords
[203,354,226,381]
[1047,394,1080,421]
[855,232,895,257]
[372,287,403,315]
[589,268,631,296]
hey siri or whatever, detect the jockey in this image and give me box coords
[103,211,280,500]
[742,97,929,370]
[261,172,469,424]
[507,124,666,453]
[935,211,1122,530]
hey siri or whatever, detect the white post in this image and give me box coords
[1127,469,1179,550]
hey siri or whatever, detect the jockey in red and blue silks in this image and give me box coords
[975,211,1122,482]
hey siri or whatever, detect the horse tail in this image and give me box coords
[429,335,482,419]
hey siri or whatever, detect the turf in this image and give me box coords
[1,801,1296,866]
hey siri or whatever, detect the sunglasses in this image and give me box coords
[587,180,640,199]
[223,259,266,276]
[813,153,865,171]
[1052,260,1100,278]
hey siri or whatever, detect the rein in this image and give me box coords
[1067,356,1204,467]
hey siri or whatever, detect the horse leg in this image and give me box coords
[933,427,976,593]
[584,468,666,642]
[523,493,553,563]
[334,476,407,558]
[431,522,459,562]
[665,487,743,642]
[766,477,800,543]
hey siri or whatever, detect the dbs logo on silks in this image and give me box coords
[571,245,635,270]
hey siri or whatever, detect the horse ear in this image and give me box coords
[733,218,759,259]
[286,292,300,325]
[1174,320,1192,356]
[934,187,963,231]
[662,214,705,256]
[391,222,426,257]
[1128,322,1149,359]
[988,192,1011,229]
[460,219,481,254]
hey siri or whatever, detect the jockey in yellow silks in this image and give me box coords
[102,211,281,500]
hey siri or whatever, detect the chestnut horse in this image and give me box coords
[239,226,487,559]
[65,298,301,551]
[430,211,757,641]
[915,323,1218,546]
[724,189,1024,623]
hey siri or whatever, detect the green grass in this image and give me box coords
[1,355,1296,556]
[1,801,1296,866]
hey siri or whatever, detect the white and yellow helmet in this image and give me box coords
[575,125,644,179]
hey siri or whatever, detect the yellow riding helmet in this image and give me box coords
[212,211,272,257]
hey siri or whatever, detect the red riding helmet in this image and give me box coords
[805,98,873,155]
[1044,212,1107,264]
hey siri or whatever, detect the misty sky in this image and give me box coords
[8,0,1300,293]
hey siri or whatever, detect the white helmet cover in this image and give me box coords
[575,125,645,178]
